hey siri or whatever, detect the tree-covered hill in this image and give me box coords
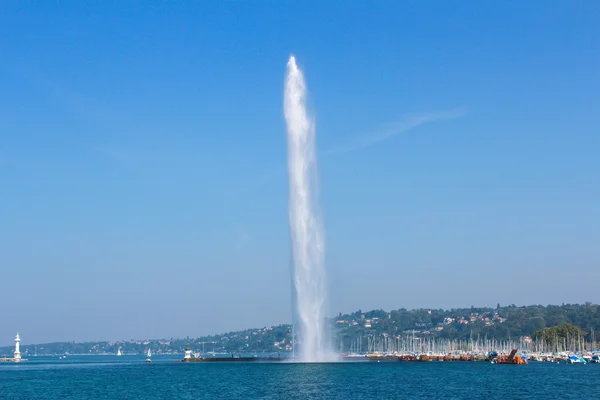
[2,303,598,356]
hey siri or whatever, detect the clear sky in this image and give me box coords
[1,1,599,345]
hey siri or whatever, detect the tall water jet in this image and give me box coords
[284,56,331,362]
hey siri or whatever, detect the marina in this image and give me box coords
[176,348,600,365]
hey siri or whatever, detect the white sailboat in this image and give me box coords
[117,347,122,356]
[146,348,152,363]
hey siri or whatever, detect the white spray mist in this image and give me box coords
[284,56,333,362]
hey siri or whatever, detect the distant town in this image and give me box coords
[2,303,598,356]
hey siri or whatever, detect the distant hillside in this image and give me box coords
[2,303,598,356]
[333,302,600,351]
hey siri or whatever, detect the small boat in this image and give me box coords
[117,347,122,357]
[493,349,528,364]
[146,348,152,363]
[567,355,586,364]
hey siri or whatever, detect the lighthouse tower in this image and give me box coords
[14,333,21,361]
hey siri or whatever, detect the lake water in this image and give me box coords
[1,355,599,399]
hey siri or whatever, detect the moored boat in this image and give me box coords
[492,349,528,364]
[567,355,586,364]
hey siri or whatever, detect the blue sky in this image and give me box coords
[1,1,599,344]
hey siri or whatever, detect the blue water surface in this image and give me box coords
[1,356,599,399]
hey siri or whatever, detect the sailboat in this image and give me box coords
[146,348,152,363]
[117,347,122,356]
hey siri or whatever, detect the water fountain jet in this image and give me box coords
[284,56,334,362]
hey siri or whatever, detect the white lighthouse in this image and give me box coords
[14,333,21,361]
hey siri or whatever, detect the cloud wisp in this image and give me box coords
[325,107,467,156]
[234,107,467,197]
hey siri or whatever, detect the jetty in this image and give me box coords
[180,348,285,363]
